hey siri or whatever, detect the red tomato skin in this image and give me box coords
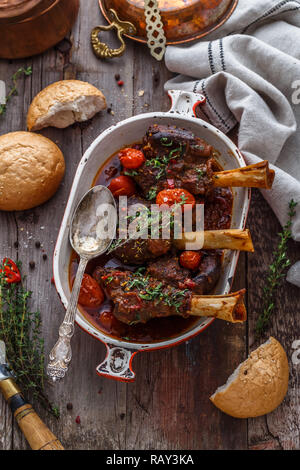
[179,251,202,270]
[108,175,136,197]
[78,274,105,308]
[156,188,195,210]
[99,311,115,331]
[119,148,145,169]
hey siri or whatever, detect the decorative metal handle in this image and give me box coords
[144,0,166,61]
[47,256,88,381]
[168,90,206,118]
[91,9,136,59]
[96,343,138,382]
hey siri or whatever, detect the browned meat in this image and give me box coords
[193,251,222,293]
[113,238,171,265]
[129,124,215,198]
[166,160,214,196]
[111,195,171,264]
[146,256,190,287]
[146,251,222,294]
[204,187,233,230]
[143,124,212,161]
[93,267,192,325]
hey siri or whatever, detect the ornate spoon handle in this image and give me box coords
[47,256,88,381]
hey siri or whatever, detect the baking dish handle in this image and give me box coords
[96,343,138,382]
[168,89,206,118]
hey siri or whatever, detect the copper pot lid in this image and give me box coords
[0,0,56,24]
[99,0,238,45]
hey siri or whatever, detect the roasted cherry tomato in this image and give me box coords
[156,188,195,210]
[108,175,136,197]
[0,258,21,284]
[118,148,145,169]
[179,251,202,271]
[78,274,105,308]
[99,310,115,331]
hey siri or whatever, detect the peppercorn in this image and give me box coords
[43,254,48,260]
[35,241,41,249]
[29,261,35,269]
[107,107,112,114]
[66,402,73,410]
[114,73,120,81]
[14,241,19,248]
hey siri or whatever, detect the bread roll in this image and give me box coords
[0,132,65,211]
[210,337,289,418]
[27,80,106,131]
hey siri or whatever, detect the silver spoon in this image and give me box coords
[47,185,117,382]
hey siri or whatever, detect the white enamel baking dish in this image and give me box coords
[53,90,251,382]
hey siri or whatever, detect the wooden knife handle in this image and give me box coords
[0,378,64,450]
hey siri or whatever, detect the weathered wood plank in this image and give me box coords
[120,43,248,451]
[247,189,300,450]
[0,0,298,451]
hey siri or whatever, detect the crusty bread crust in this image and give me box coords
[210,337,289,418]
[0,132,65,211]
[27,80,106,131]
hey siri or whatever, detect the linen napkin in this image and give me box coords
[164,0,300,241]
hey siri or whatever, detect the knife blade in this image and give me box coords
[0,339,64,450]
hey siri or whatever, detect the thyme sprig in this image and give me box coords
[123,272,188,313]
[255,199,298,337]
[0,67,32,116]
[0,260,59,417]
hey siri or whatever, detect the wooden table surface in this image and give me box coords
[0,1,299,451]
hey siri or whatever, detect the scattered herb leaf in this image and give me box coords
[255,199,298,337]
[0,67,32,117]
[0,260,59,417]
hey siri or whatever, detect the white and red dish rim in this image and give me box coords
[52,90,251,379]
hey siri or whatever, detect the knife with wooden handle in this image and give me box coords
[0,340,64,450]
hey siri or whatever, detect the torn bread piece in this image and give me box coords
[210,337,289,418]
[27,80,106,131]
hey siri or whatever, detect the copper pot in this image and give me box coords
[0,0,79,59]
[99,0,238,44]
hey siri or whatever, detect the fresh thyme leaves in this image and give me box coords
[147,187,157,200]
[124,273,188,312]
[146,143,185,181]
[146,157,166,180]
[180,194,188,205]
[160,137,173,147]
[169,143,184,160]
[108,237,124,253]
[139,282,164,301]
[196,168,205,179]
[0,260,59,417]
[135,267,146,274]
[163,289,189,312]
[255,199,298,337]
[124,170,138,177]
[0,67,32,117]
[104,276,113,285]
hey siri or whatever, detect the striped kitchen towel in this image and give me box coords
[164,0,300,241]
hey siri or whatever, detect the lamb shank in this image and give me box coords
[130,125,275,198]
[93,267,246,325]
